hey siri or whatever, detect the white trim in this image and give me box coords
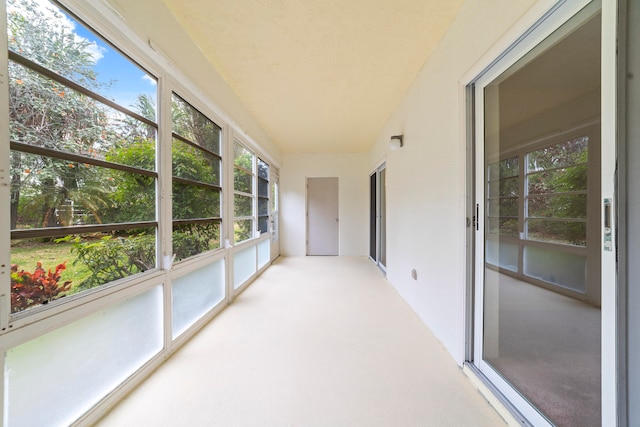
[460,0,586,85]
[600,0,618,422]
[473,0,597,89]
[0,0,10,340]
[368,156,387,175]
[157,71,174,357]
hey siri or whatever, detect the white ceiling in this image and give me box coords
[160,0,464,153]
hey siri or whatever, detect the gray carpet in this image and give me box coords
[485,271,601,426]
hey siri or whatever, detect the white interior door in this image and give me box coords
[307,177,339,255]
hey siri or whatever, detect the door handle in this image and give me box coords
[604,198,612,252]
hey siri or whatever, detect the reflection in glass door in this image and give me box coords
[474,2,602,425]
[370,165,386,271]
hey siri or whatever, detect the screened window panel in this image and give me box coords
[234,219,253,243]
[8,0,159,314]
[172,222,221,262]
[171,93,223,260]
[173,184,220,220]
[234,194,253,217]
[234,168,252,194]
[258,216,269,234]
[172,94,221,155]
[257,158,268,179]
[258,198,269,216]
[172,139,220,185]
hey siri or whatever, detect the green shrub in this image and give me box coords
[61,234,155,290]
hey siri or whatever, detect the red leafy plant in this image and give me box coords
[11,262,72,313]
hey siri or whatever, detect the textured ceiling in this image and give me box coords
[161,0,464,153]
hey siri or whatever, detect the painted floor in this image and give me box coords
[97,256,506,427]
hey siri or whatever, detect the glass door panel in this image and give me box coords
[476,3,602,425]
[370,165,386,271]
[379,168,387,268]
[370,172,377,261]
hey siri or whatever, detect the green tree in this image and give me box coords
[8,0,112,229]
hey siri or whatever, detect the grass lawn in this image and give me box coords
[11,240,92,295]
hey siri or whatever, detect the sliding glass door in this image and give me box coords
[370,165,386,271]
[471,1,617,424]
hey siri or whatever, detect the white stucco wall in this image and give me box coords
[369,0,538,363]
[280,153,368,257]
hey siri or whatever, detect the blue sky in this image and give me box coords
[69,12,157,113]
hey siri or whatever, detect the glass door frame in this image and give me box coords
[618,0,639,424]
[465,0,619,424]
[369,163,387,273]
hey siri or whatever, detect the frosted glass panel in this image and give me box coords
[485,239,518,272]
[524,245,586,292]
[258,239,270,269]
[172,259,225,339]
[234,245,256,289]
[5,286,163,427]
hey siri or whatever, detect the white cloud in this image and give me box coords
[142,75,157,86]
[83,40,106,64]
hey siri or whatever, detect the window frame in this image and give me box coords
[232,139,255,244]
[170,92,224,263]
[6,0,162,318]
[257,157,270,235]
[270,169,279,243]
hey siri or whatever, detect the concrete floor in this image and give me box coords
[97,256,506,427]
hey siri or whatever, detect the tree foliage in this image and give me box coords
[8,0,112,230]
[59,234,155,290]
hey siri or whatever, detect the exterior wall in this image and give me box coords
[368,0,538,363]
[280,153,368,257]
